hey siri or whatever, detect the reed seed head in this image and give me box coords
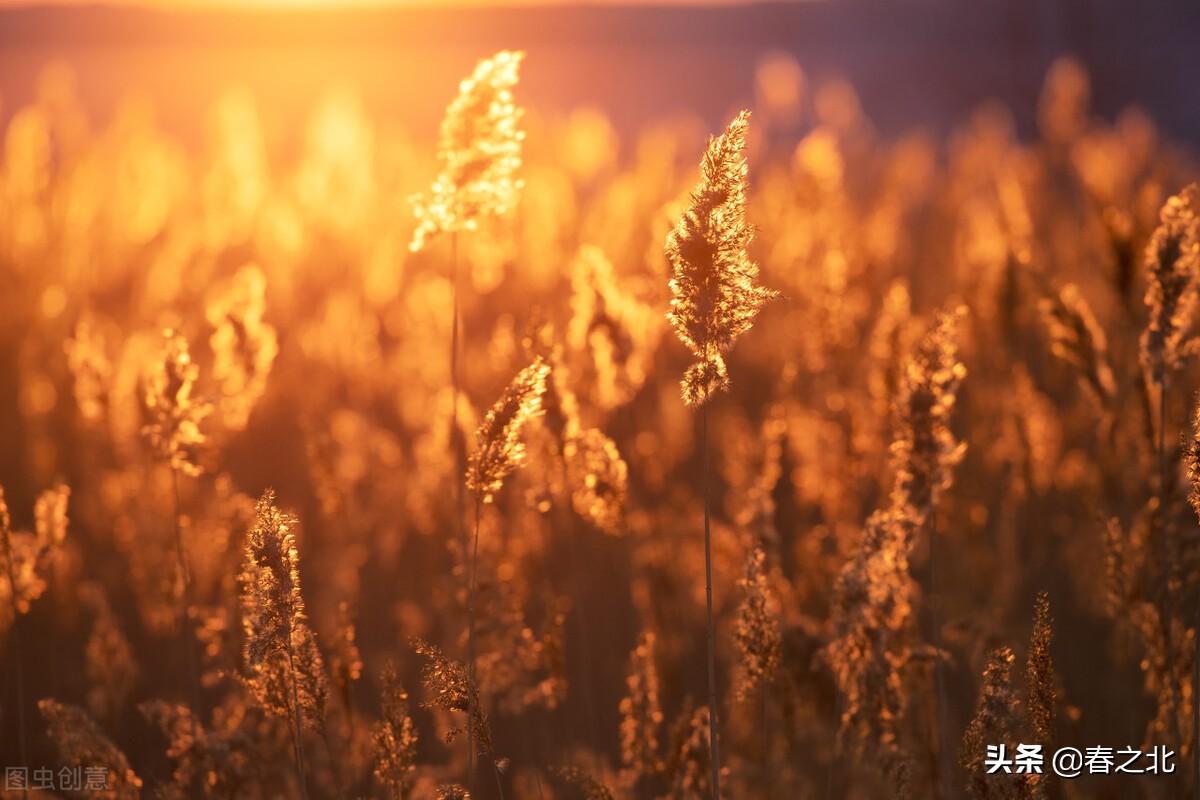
[734,546,782,700]
[410,50,526,252]
[142,328,211,476]
[1140,183,1200,385]
[1039,283,1115,406]
[374,661,418,800]
[466,357,550,503]
[665,109,777,406]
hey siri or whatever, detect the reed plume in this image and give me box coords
[1025,594,1054,800]
[2,483,69,778]
[665,108,776,800]
[563,426,628,535]
[143,327,211,477]
[959,648,1034,800]
[140,700,255,796]
[1038,283,1116,408]
[664,703,717,799]
[206,264,279,432]
[734,546,781,701]
[414,638,505,797]
[64,312,114,424]
[0,483,70,631]
[619,631,664,786]
[957,594,1055,799]
[34,484,70,546]
[1140,184,1200,386]
[466,356,550,503]
[1101,516,1140,619]
[39,698,142,798]
[549,766,617,800]
[825,507,917,786]
[827,306,966,790]
[1139,184,1200,770]
[665,109,776,408]
[330,599,363,720]
[531,338,628,533]
[891,305,968,520]
[1025,593,1055,750]
[374,661,418,800]
[239,490,327,800]
[409,50,526,253]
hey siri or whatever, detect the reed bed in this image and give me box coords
[0,51,1199,799]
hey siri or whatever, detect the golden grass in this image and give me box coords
[2,50,1200,800]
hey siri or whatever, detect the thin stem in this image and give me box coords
[450,231,475,787]
[2,525,29,800]
[467,492,482,795]
[286,647,311,800]
[451,231,466,560]
[930,512,949,799]
[171,469,200,706]
[701,396,722,799]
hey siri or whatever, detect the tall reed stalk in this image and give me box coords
[448,229,474,788]
[450,231,465,556]
[665,110,775,798]
[411,49,526,788]
[466,490,481,793]
[1139,185,1200,769]
[700,386,721,797]
[240,492,326,800]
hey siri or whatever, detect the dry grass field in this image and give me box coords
[1,10,1200,798]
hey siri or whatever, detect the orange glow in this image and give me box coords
[1,3,1200,797]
